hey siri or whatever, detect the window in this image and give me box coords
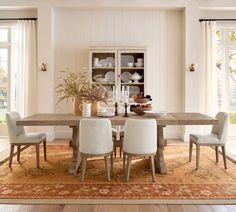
[216,27,236,124]
[0,27,16,123]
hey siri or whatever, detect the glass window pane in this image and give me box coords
[216,47,223,70]
[229,49,236,73]
[0,29,8,42]
[0,58,8,123]
[229,50,236,122]
[230,113,236,124]
[0,49,8,61]
[216,47,224,109]
[216,30,222,43]
[228,31,236,43]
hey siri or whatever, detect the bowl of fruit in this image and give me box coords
[133,94,152,104]
[130,104,152,115]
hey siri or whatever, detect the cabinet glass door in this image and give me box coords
[91,51,116,100]
[119,52,145,98]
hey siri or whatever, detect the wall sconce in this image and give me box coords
[40,63,47,71]
[189,63,197,72]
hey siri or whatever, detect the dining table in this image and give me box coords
[16,112,217,175]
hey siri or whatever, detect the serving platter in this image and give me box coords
[121,71,132,82]
[99,57,115,67]
[105,71,115,82]
[121,55,134,67]
[145,111,167,117]
[129,86,140,97]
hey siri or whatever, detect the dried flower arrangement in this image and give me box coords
[56,68,108,104]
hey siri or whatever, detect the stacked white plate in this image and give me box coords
[97,111,115,117]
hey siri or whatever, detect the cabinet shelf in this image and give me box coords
[121,83,144,85]
[93,82,115,85]
[121,67,144,70]
[92,67,115,70]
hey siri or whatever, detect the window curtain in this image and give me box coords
[201,21,218,117]
[15,20,37,117]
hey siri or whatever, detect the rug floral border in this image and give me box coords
[1,183,236,199]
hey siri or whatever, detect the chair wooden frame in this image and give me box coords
[80,151,113,182]
[123,151,156,182]
[189,138,227,170]
[113,135,123,158]
[9,139,47,169]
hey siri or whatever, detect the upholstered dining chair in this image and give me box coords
[189,112,229,170]
[6,111,47,169]
[79,118,113,181]
[123,119,157,182]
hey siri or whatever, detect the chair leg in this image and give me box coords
[104,155,110,181]
[110,153,113,177]
[126,155,132,182]
[123,152,126,172]
[17,145,21,162]
[9,145,14,169]
[222,146,227,169]
[215,146,219,163]
[114,145,116,158]
[150,155,156,182]
[81,155,87,182]
[43,140,47,161]
[196,144,200,170]
[189,139,193,162]
[120,146,122,158]
[36,144,40,169]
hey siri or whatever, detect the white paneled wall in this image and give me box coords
[54,9,183,138]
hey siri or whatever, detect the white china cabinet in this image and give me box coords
[88,46,147,103]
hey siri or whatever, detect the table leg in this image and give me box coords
[68,125,81,175]
[155,125,167,174]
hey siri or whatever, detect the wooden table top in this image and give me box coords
[16,112,217,126]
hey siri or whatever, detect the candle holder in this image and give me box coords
[123,103,129,117]
[114,102,118,116]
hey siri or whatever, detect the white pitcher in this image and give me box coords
[80,102,91,117]
[93,57,99,66]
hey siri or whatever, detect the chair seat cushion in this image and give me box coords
[190,133,222,145]
[14,132,46,144]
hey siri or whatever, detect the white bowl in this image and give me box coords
[127,62,134,67]
[134,63,143,67]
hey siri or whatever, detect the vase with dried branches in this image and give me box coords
[56,69,108,116]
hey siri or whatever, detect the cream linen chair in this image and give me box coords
[6,111,47,169]
[189,112,229,170]
[79,118,113,181]
[123,119,157,182]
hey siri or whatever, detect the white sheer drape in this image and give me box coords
[201,21,218,117]
[15,20,37,117]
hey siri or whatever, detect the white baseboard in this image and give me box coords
[164,131,182,140]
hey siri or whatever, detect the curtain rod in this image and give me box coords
[199,19,236,22]
[0,18,37,21]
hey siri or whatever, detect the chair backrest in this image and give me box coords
[6,111,25,143]
[123,119,157,154]
[211,112,229,143]
[79,118,113,154]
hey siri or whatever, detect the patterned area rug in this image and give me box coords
[0,144,236,202]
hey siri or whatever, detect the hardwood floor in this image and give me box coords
[0,204,236,212]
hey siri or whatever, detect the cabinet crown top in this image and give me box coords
[88,46,147,50]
